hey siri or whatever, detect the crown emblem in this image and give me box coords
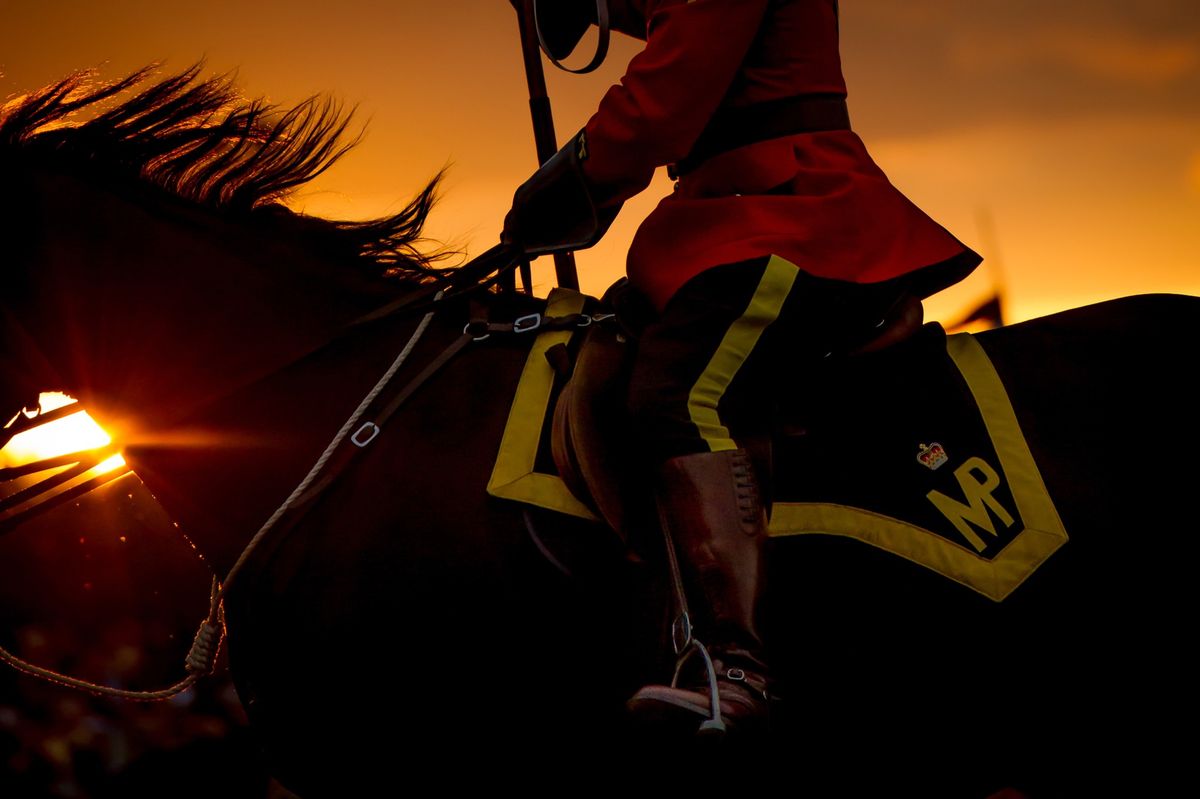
[917,442,948,471]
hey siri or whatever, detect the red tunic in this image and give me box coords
[580,0,979,310]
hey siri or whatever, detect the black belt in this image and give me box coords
[669,93,851,180]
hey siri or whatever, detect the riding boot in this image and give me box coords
[627,447,771,736]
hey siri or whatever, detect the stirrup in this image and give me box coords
[671,630,726,736]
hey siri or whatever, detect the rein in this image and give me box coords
[349,243,522,327]
[0,293,450,699]
[1,246,603,700]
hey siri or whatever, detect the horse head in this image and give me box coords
[0,67,451,571]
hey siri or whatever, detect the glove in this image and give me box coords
[502,130,620,257]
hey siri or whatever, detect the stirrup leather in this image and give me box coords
[641,448,771,736]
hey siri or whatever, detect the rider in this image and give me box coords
[503,0,981,735]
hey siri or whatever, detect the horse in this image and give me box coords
[2,68,1196,796]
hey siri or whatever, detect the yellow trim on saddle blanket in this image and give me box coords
[487,287,598,521]
[772,333,1069,602]
[488,291,1067,601]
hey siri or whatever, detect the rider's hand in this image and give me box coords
[501,130,619,256]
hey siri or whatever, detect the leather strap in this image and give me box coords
[535,0,611,74]
[286,332,473,518]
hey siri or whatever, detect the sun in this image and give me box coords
[1,392,126,473]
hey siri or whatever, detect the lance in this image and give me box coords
[512,0,580,291]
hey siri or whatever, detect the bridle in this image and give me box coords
[0,272,466,698]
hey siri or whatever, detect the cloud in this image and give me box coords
[950,27,1200,87]
[843,2,1200,137]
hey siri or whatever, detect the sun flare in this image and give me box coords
[1,392,126,473]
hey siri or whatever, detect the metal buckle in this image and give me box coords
[513,313,542,333]
[464,322,490,341]
[350,422,381,448]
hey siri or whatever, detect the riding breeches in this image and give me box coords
[627,255,912,463]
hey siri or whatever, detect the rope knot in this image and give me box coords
[184,620,221,675]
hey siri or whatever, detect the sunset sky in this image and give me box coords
[2,0,1197,323]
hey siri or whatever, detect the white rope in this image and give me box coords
[215,291,443,602]
[0,577,221,701]
[1,293,443,700]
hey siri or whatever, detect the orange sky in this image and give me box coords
[2,0,1197,323]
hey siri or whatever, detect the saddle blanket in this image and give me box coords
[488,289,1067,602]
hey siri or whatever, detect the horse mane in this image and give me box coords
[0,65,450,283]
